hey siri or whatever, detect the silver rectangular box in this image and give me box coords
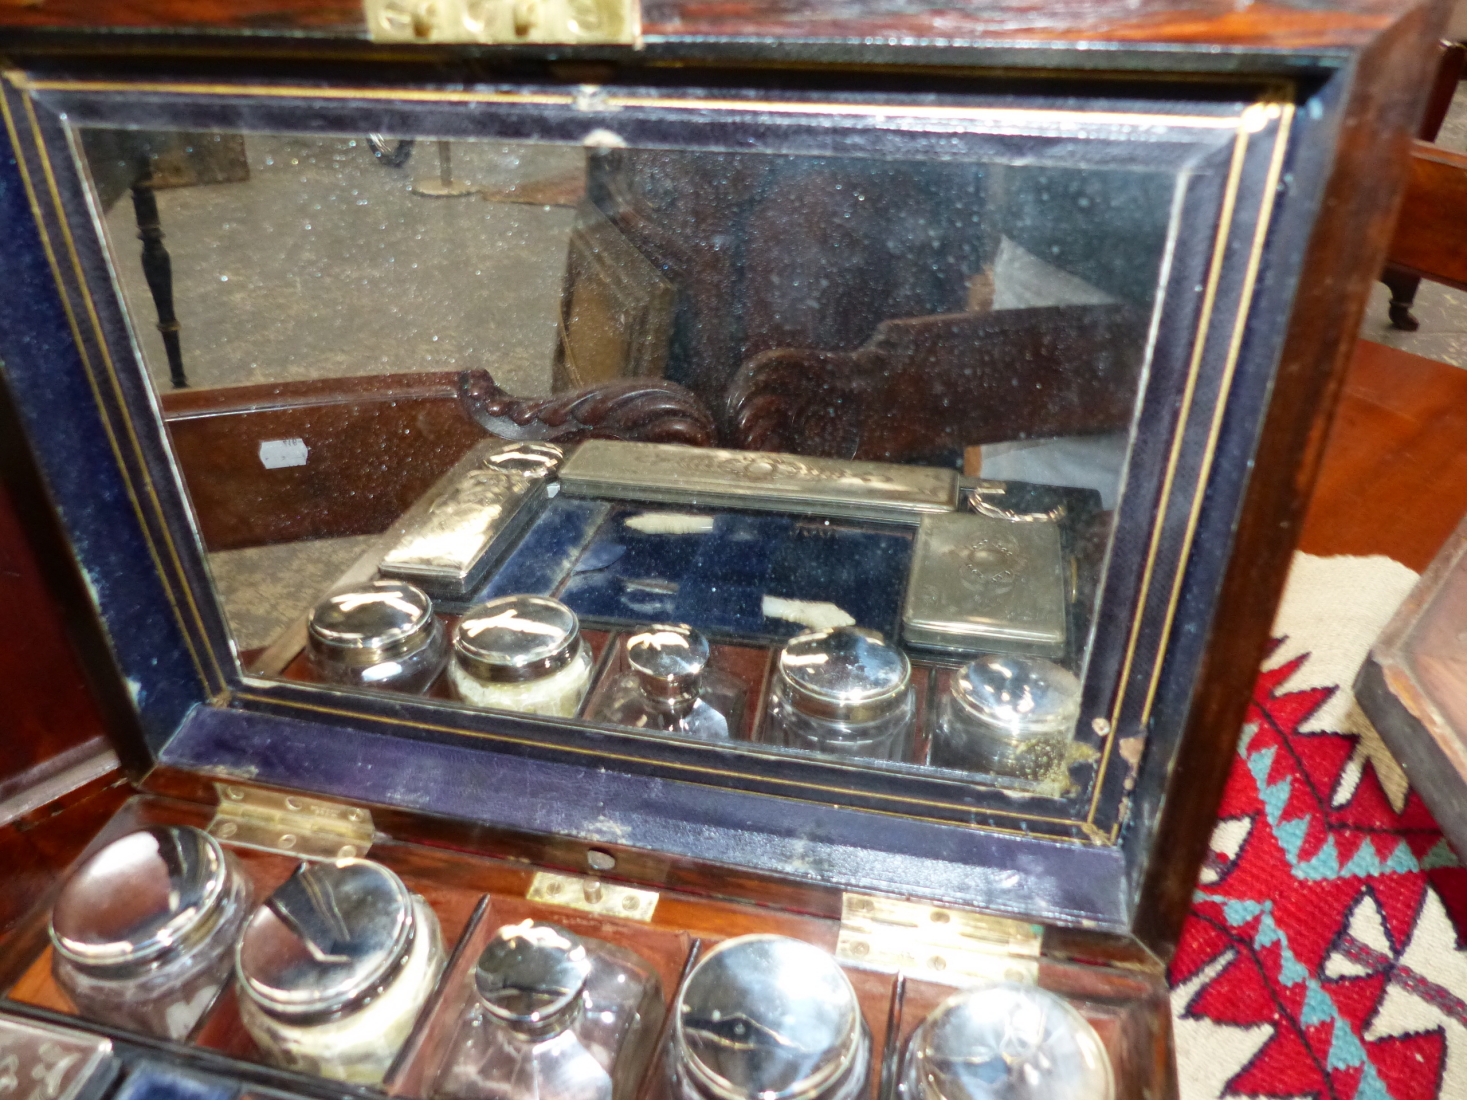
[902,511,1067,655]
[379,440,557,598]
[558,440,956,523]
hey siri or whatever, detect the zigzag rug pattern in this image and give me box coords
[1170,649,1467,1100]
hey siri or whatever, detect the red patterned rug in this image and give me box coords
[1169,553,1467,1100]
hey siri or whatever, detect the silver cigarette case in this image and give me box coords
[902,511,1067,656]
[558,441,956,523]
[379,440,563,598]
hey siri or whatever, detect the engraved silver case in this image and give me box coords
[559,441,956,524]
[380,440,563,597]
[902,512,1067,656]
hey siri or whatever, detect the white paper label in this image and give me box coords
[258,438,309,469]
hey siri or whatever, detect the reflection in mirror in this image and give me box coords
[80,123,1176,792]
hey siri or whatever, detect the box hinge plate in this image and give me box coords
[527,871,658,922]
[365,0,638,45]
[837,893,1043,985]
[208,783,375,861]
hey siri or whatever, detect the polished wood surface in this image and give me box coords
[1134,0,1445,955]
[1385,140,1467,295]
[0,479,111,798]
[1298,339,1467,570]
[0,0,1435,50]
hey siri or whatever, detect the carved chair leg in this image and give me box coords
[130,174,188,388]
[1381,267,1423,332]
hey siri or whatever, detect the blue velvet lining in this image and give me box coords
[113,1066,236,1100]
[463,501,912,643]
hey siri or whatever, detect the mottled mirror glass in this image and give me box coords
[74,98,1225,798]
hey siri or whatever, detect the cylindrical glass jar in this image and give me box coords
[434,920,663,1100]
[236,858,446,1085]
[306,579,447,692]
[448,595,593,717]
[898,982,1113,1100]
[589,624,744,741]
[930,655,1080,781]
[670,935,869,1100]
[50,825,252,1040]
[763,628,915,761]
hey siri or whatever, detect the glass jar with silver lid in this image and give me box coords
[306,578,447,692]
[588,624,745,741]
[930,655,1080,782]
[448,595,594,717]
[669,935,869,1100]
[434,920,663,1100]
[763,627,915,761]
[898,982,1113,1100]
[50,825,252,1040]
[235,858,446,1084]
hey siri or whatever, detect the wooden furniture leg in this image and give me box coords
[1380,40,1465,330]
[129,172,188,389]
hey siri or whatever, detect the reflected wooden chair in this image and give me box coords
[726,304,1146,465]
[1379,40,1466,330]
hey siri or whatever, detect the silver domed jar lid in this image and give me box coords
[483,441,564,477]
[903,983,1112,1100]
[308,580,437,665]
[777,628,910,722]
[950,656,1081,739]
[237,859,415,1024]
[627,623,708,704]
[455,595,582,683]
[676,935,866,1100]
[474,921,589,1039]
[50,825,229,976]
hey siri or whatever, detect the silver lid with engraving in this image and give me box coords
[675,935,869,1100]
[559,441,956,524]
[900,983,1113,1100]
[777,628,911,723]
[902,512,1067,656]
[237,859,415,1024]
[0,1015,113,1100]
[474,921,589,1040]
[51,826,230,976]
[455,595,583,683]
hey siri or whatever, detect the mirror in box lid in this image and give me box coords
[65,80,1270,836]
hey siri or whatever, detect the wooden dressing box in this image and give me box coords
[0,0,1449,1095]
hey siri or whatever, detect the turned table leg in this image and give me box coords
[130,174,187,389]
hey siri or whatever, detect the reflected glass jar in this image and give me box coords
[898,983,1113,1100]
[307,579,447,692]
[434,920,663,1100]
[236,858,446,1084]
[448,595,594,717]
[589,624,745,741]
[930,656,1080,781]
[50,825,252,1040]
[764,628,915,761]
[670,935,869,1100]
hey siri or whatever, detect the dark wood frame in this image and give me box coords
[0,0,1449,968]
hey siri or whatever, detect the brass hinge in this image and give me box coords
[364,0,639,45]
[836,893,1042,985]
[208,783,375,861]
[527,871,658,922]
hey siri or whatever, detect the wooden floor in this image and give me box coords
[1299,339,1467,571]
